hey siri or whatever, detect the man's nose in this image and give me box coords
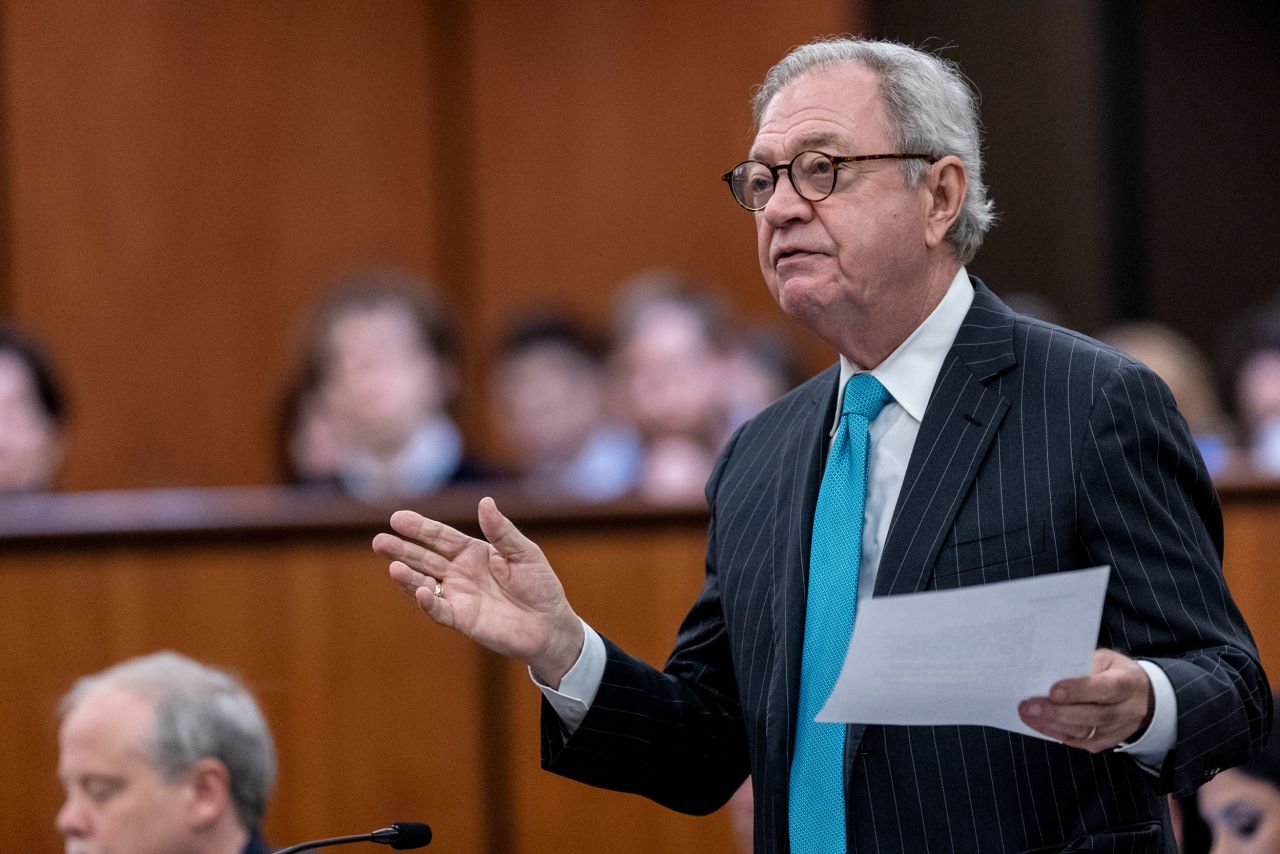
[761,170,813,227]
[55,795,89,837]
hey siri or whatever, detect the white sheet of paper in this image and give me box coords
[816,565,1110,739]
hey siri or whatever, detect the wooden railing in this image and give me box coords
[2,477,1275,851]
[1216,473,1280,685]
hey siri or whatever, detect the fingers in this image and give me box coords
[372,532,452,577]
[1046,649,1135,705]
[413,578,455,628]
[1024,721,1110,751]
[477,497,542,563]
[388,559,433,596]
[387,559,456,627]
[377,504,534,567]
[1018,649,1153,752]
[1018,699,1119,749]
[388,510,475,557]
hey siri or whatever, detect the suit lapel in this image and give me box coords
[874,282,1016,597]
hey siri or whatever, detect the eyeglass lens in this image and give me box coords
[729,151,838,210]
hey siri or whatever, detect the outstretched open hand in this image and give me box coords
[372,497,584,685]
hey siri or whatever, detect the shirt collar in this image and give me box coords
[832,267,974,434]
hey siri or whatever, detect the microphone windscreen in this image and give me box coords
[390,822,432,849]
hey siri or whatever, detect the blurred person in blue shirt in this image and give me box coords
[1225,299,1280,475]
[722,324,806,435]
[300,271,491,501]
[1098,321,1237,475]
[491,316,640,502]
[610,269,733,505]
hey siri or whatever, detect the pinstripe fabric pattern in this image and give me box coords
[542,280,1272,853]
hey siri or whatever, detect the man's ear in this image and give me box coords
[185,757,233,830]
[922,155,967,250]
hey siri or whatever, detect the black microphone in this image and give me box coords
[272,821,432,853]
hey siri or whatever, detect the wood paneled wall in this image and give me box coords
[0,0,855,491]
[1,1,442,489]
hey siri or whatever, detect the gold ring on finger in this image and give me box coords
[1086,725,1097,740]
[433,581,444,599]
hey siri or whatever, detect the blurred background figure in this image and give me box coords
[277,362,344,487]
[722,324,805,434]
[293,270,490,501]
[1193,695,1280,853]
[1098,321,1237,475]
[611,269,733,505]
[57,650,275,854]
[1225,298,1280,475]
[491,316,641,502]
[0,323,67,492]
[1001,290,1065,326]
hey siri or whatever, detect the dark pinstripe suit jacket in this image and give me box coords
[543,282,1272,853]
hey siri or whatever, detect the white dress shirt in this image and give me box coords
[537,268,1175,769]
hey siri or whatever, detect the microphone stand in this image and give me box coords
[274,831,375,854]
[273,821,432,853]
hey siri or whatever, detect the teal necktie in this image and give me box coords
[790,373,891,854]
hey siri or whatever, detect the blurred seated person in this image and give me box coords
[302,271,490,501]
[57,651,275,854]
[1098,321,1237,475]
[611,269,733,505]
[1194,695,1280,853]
[491,317,641,502]
[1225,298,1280,475]
[723,324,806,434]
[277,364,343,487]
[0,323,66,492]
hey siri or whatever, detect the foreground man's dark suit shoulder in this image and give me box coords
[542,281,1272,853]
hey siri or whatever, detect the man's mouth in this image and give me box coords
[775,248,820,266]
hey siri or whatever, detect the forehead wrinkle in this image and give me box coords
[750,131,845,164]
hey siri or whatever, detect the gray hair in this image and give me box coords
[753,37,996,264]
[60,651,277,832]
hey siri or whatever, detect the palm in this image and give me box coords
[434,532,565,661]
[373,498,581,677]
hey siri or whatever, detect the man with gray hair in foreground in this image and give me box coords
[57,651,275,854]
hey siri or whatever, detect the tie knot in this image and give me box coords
[841,373,891,420]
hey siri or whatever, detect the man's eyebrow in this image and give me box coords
[749,132,845,163]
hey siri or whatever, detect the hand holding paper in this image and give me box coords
[1018,647,1156,751]
[816,566,1111,741]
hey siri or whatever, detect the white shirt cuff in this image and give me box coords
[529,620,606,735]
[1114,659,1177,773]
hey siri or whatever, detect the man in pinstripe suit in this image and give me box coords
[374,37,1272,852]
